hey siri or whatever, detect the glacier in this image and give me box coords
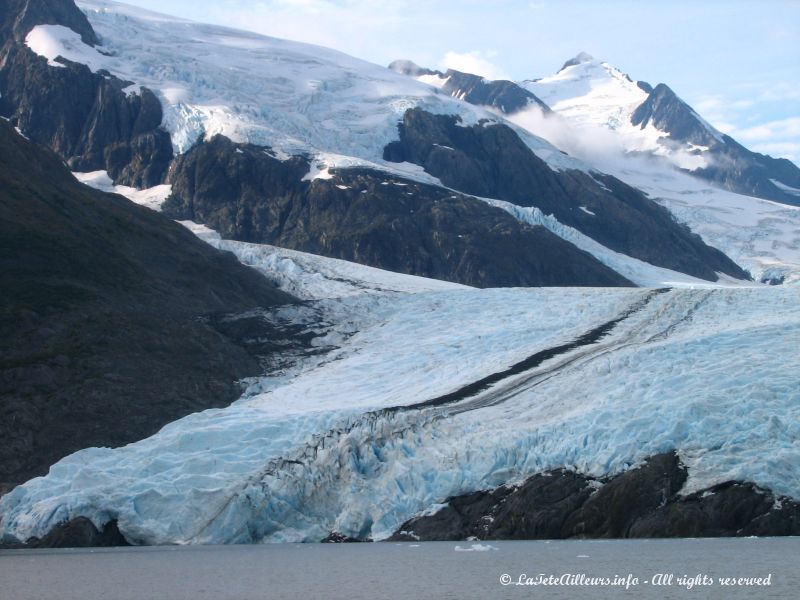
[600,157,800,286]
[6,0,799,548]
[1,278,798,544]
[180,222,469,300]
[24,1,585,177]
[34,2,798,286]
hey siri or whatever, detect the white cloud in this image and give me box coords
[691,94,800,165]
[732,118,800,164]
[757,82,800,103]
[712,122,737,135]
[439,50,510,80]
[735,117,800,142]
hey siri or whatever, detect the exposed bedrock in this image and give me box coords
[1,1,172,188]
[0,118,296,491]
[0,0,99,47]
[390,452,800,541]
[388,60,550,115]
[162,135,633,288]
[632,83,800,207]
[0,45,173,188]
[384,108,750,282]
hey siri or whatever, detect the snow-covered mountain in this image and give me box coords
[521,53,708,170]
[0,0,749,287]
[395,52,800,207]
[521,52,800,206]
[2,0,799,549]
[394,53,800,284]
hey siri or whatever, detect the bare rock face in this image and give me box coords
[0,47,173,188]
[163,135,633,288]
[632,83,800,207]
[388,60,550,115]
[384,108,749,282]
[0,0,98,47]
[390,452,800,541]
[0,118,296,491]
[0,0,172,188]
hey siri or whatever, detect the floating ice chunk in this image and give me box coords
[454,544,498,552]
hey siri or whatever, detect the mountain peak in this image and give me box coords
[559,51,595,71]
[387,59,438,78]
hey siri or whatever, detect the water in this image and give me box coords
[1,538,798,600]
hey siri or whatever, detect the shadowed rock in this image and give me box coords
[384,108,749,282]
[390,452,800,541]
[162,135,633,288]
[0,118,296,491]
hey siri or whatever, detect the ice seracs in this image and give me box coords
[20,1,584,179]
[2,283,798,545]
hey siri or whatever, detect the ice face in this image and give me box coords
[2,286,798,544]
[180,221,469,300]
[17,2,588,180]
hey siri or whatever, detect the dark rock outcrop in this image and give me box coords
[321,532,369,543]
[438,69,550,115]
[632,83,800,206]
[0,518,129,549]
[694,136,800,208]
[390,452,800,541]
[387,59,439,78]
[0,0,98,47]
[384,108,749,282]
[632,83,718,148]
[0,0,172,187]
[0,119,296,491]
[162,135,633,288]
[388,60,549,115]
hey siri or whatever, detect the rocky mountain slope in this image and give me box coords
[0,118,294,491]
[1,0,797,549]
[0,0,751,287]
[395,53,800,284]
[388,59,550,115]
[397,52,800,206]
[162,135,631,288]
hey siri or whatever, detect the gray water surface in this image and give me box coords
[1,537,797,600]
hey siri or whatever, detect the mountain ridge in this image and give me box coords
[0,0,752,286]
[0,117,296,490]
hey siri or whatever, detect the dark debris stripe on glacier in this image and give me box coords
[184,288,727,543]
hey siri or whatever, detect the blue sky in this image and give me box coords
[122,0,800,164]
